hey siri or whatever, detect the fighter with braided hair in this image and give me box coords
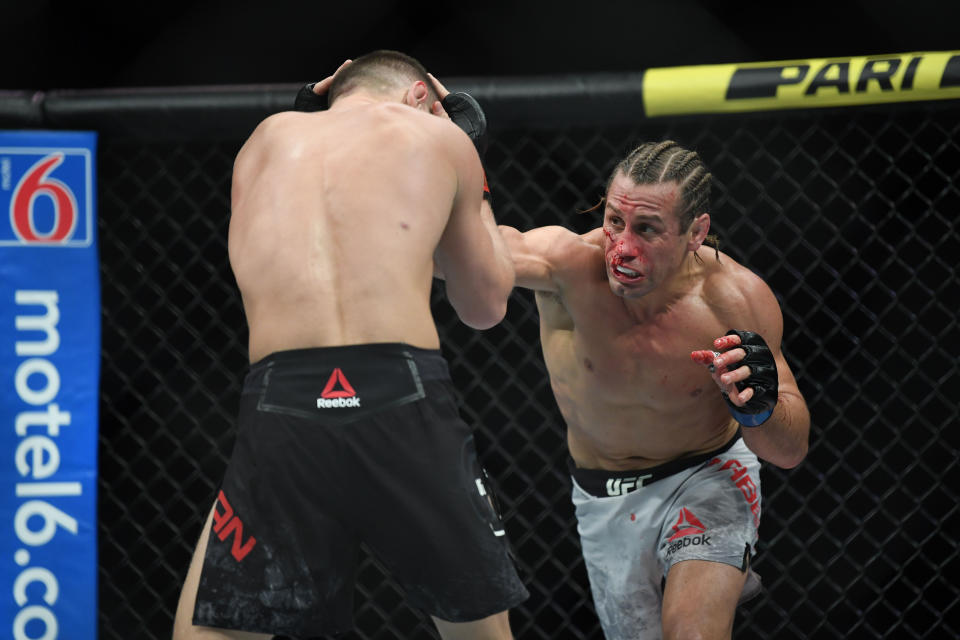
[489,137,810,640]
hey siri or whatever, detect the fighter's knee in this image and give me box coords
[431,611,513,640]
[662,617,729,640]
[661,624,711,640]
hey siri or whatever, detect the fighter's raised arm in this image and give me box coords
[490,139,810,640]
[691,268,810,469]
[433,121,515,329]
[175,51,528,640]
[496,224,599,293]
[425,74,516,326]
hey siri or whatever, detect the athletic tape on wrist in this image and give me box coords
[727,405,774,427]
[722,329,778,427]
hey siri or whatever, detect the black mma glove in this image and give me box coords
[722,329,778,427]
[441,91,491,202]
[294,82,325,112]
[441,92,488,159]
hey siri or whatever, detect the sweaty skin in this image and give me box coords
[501,175,809,470]
[175,74,518,640]
[229,91,513,363]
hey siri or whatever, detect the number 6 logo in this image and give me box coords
[11,153,78,243]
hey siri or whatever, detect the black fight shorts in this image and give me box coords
[192,343,528,637]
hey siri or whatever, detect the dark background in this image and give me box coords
[3,2,957,638]
[1,0,958,90]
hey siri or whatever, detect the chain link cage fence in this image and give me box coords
[4,79,956,639]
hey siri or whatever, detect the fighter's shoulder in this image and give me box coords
[572,227,607,257]
[701,250,781,325]
[242,111,308,146]
[531,225,598,258]
[538,226,603,282]
[419,109,481,153]
[374,105,473,153]
[702,250,769,295]
[257,110,304,130]
[235,111,302,157]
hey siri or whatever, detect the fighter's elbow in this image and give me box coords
[458,297,508,330]
[792,439,810,467]
[774,448,807,470]
[765,398,810,469]
[767,439,808,469]
[447,267,513,329]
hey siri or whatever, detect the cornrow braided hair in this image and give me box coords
[605,140,720,259]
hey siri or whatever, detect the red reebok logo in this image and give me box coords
[668,507,707,541]
[321,368,356,398]
[317,367,362,409]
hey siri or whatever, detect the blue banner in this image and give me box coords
[0,131,99,640]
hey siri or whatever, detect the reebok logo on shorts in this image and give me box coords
[317,367,361,408]
[666,507,711,555]
[669,507,706,540]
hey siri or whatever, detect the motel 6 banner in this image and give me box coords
[0,131,99,639]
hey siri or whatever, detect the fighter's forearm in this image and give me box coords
[496,224,561,292]
[434,201,507,283]
[739,390,810,469]
[480,199,517,296]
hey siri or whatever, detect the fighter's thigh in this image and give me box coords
[431,611,513,640]
[661,559,747,640]
[172,503,271,640]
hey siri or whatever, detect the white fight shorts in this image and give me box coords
[571,434,763,640]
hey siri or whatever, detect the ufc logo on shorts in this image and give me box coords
[605,474,652,496]
[212,490,257,562]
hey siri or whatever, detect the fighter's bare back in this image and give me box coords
[229,104,467,362]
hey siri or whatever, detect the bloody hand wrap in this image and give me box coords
[723,329,778,426]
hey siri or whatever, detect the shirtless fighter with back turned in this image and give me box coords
[172,51,528,640]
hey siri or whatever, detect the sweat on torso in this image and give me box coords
[536,269,739,469]
[227,107,456,360]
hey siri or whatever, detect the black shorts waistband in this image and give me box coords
[569,430,742,498]
[243,343,450,394]
[242,343,450,425]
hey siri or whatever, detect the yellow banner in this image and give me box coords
[643,51,960,116]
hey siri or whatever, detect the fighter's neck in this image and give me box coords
[616,256,703,324]
[327,91,396,111]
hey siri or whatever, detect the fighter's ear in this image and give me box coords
[404,80,429,108]
[687,213,711,251]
